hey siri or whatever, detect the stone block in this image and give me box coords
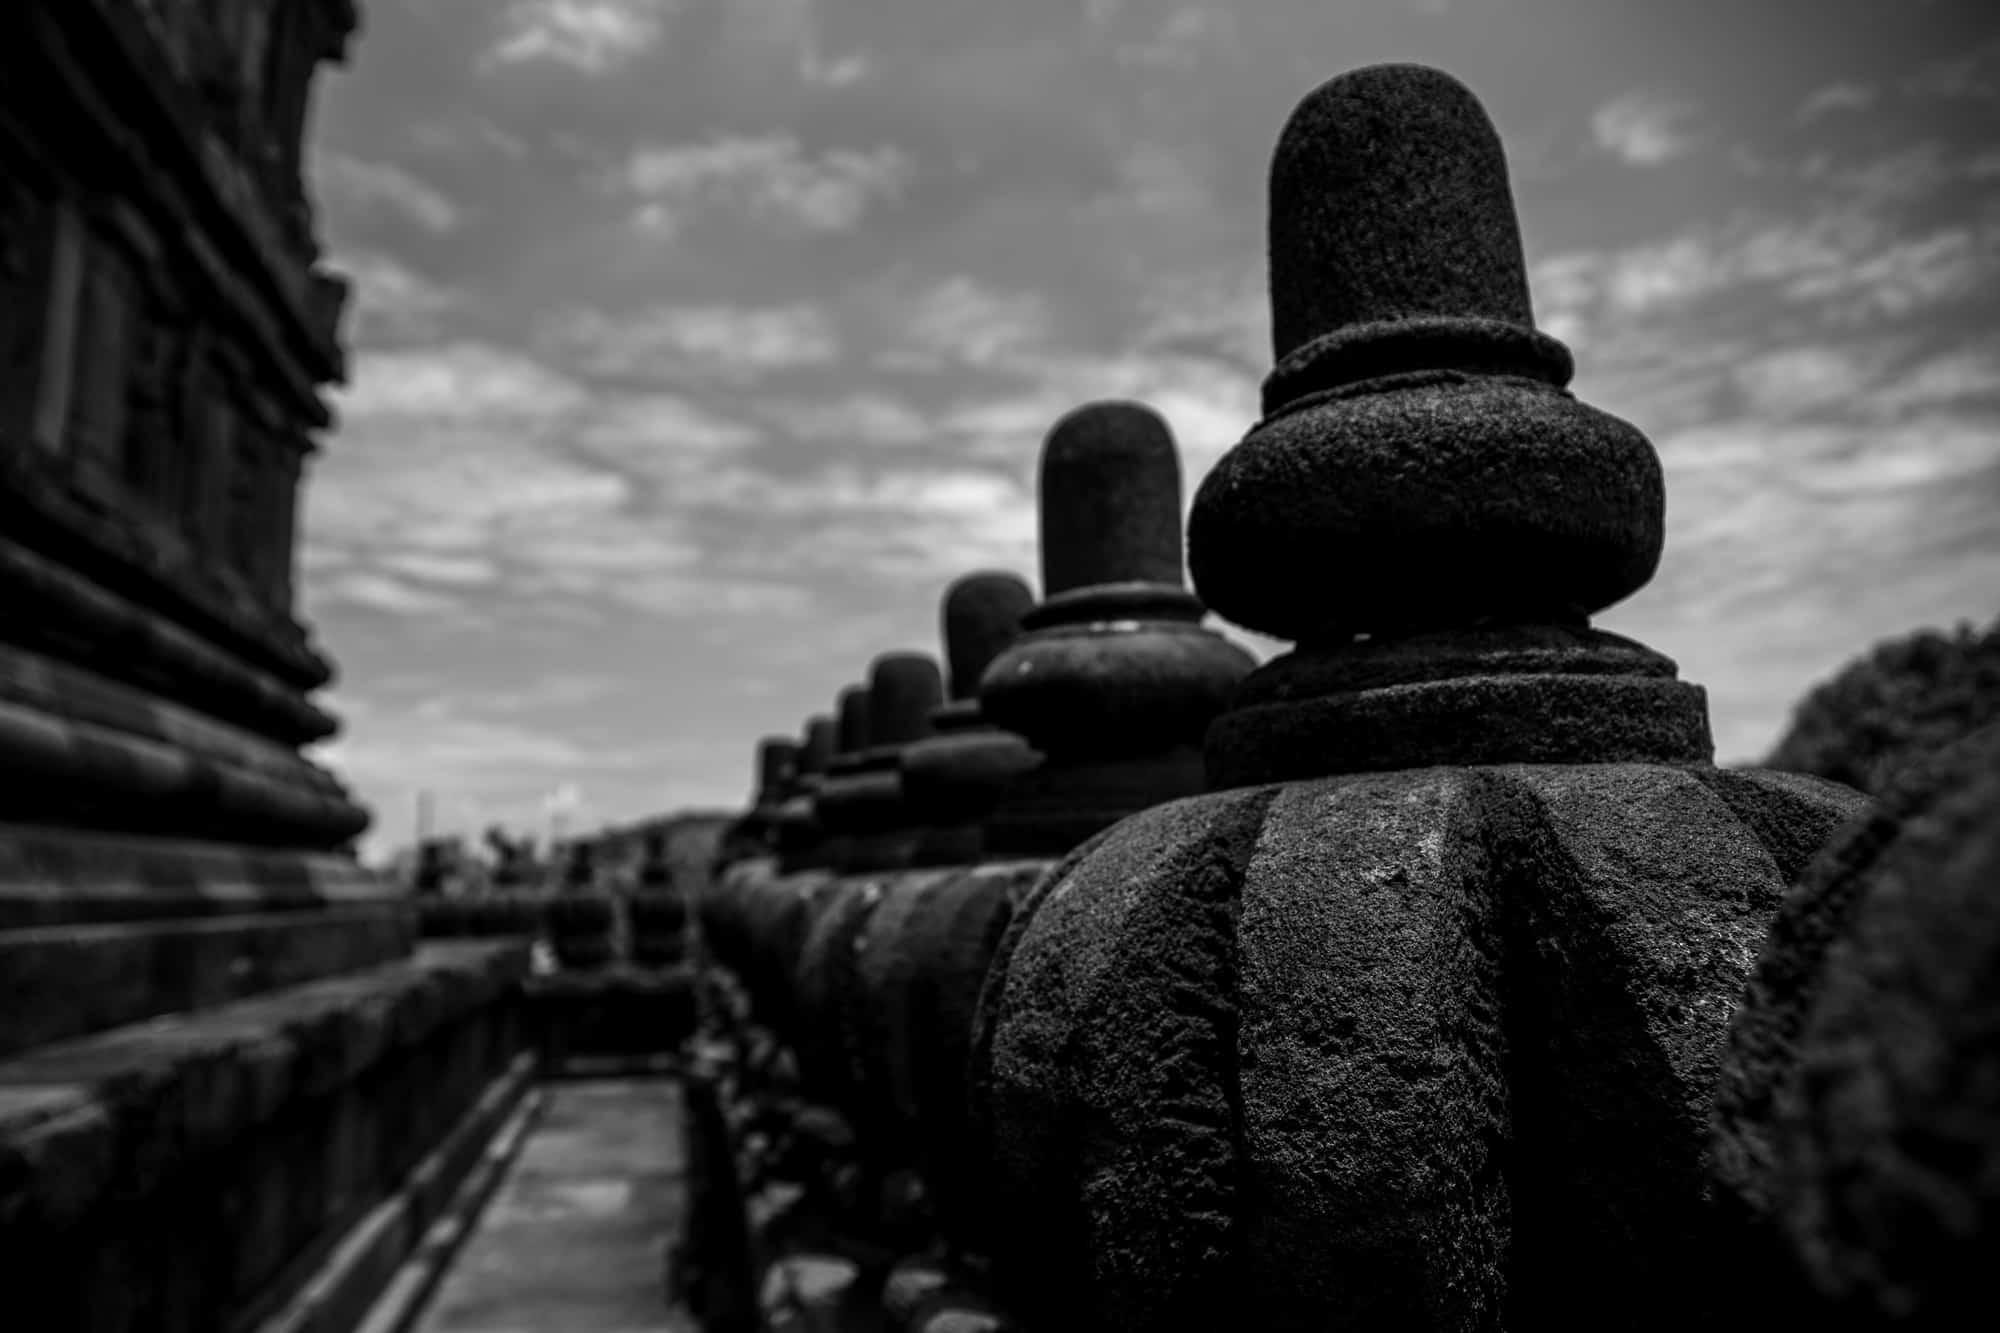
[0,902,415,1059]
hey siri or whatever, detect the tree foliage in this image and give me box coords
[1765,614,2000,796]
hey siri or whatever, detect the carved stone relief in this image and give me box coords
[122,275,185,519]
[65,226,139,480]
[0,178,56,441]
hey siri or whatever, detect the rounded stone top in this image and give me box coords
[1264,62,1571,408]
[836,685,871,755]
[943,571,1037,700]
[798,715,837,776]
[756,736,798,800]
[1040,401,1186,597]
[1186,61,1665,644]
[868,652,944,748]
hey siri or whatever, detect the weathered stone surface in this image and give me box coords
[628,891,689,968]
[899,860,1049,1254]
[1038,402,1185,596]
[974,790,1272,1329]
[776,714,839,873]
[0,12,543,1333]
[942,573,1036,703]
[973,765,1862,1330]
[792,876,888,1106]
[0,903,415,1060]
[1711,722,2000,1327]
[978,402,1253,856]
[1208,624,1713,786]
[0,822,386,929]
[0,939,527,1237]
[817,656,946,874]
[758,736,800,805]
[837,684,871,756]
[868,653,944,749]
[1188,64,1663,644]
[526,966,698,1066]
[848,868,967,1148]
[3,980,525,1333]
[903,572,1044,866]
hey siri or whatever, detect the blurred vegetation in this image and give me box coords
[1765,614,2000,796]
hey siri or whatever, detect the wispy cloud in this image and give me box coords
[328,251,462,345]
[310,152,461,232]
[486,0,683,74]
[620,135,914,236]
[1114,6,1242,71]
[1590,91,1702,166]
[1795,81,1876,122]
[539,302,841,381]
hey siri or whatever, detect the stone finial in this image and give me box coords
[902,573,1045,865]
[1190,62,1663,645]
[1189,63,1710,787]
[943,572,1037,704]
[815,657,945,873]
[835,685,871,756]
[755,736,798,805]
[978,401,1254,856]
[865,652,944,749]
[799,715,837,777]
[775,714,839,874]
[1040,403,1185,599]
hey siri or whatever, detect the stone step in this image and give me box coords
[0,940,529,1238]
[403,1079,694,1333]
[0,902,416,1060]
[0,819,387,929]
[0,638,351,799]
[0,692,368,845]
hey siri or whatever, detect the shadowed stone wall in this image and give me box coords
[0,8,536,1333]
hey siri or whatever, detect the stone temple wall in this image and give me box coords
[0,7,538,1332]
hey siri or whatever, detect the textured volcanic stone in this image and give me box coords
[792,876,888,1105]
[837,685,872,755]
[973,766,1864,1331]
[758,736,800,804]
[968,61,1870,1333]
[816,685,874,873]
[1209,624,1714,786]
[944,572,1037,702]
[1039,402,1186,595]
[848,867,969,1148]
[802,715,838,773]
[777,714,839,873]
[899,860,1050,1254]
[870,653,945,748]
[905,573,1045,867]
[722,860,841,1042]
[1187,63,1663,645]
[979,402,1254,857]
[1710,721,2000,1328]
[820,656,946,873]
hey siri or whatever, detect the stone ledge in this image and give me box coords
[242,1053,540,1333]
[0,905,416,1060]
[523,964,698,999]
[0,639,346,798]
[0,821,388,929]
[0,940,529,1234]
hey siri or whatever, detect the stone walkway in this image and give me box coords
[411,1079,697,1333]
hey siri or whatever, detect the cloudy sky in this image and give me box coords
[299,0,2000,862]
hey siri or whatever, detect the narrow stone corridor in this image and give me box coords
[407,1080,696,1333]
